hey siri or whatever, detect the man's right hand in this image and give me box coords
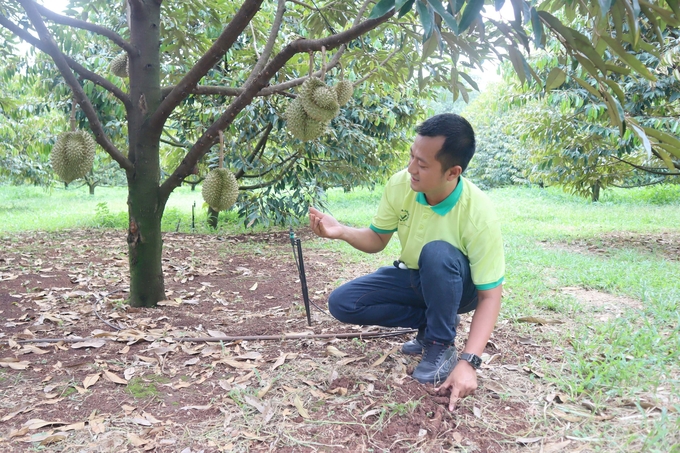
[309,206,344,239]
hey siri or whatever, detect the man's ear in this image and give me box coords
[446,165,463,181]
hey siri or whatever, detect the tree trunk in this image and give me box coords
[207,207,219,229]
[126,1,165,308]
[89,183,95,195]
[591,181,600,202]
[127,172,166,307]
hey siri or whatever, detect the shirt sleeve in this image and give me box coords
[369,177,399,234]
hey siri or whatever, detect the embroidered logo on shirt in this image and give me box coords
[399,209,410,224]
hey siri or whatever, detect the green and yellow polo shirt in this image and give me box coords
[369,169,504,290]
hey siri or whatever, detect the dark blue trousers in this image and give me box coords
[328,241,478,344]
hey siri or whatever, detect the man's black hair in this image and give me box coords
[415,113,476,172]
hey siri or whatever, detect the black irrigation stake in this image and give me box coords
[290,227,312,326]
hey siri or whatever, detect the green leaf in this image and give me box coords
[603,79,625,103]
[627,119,652,158]
[605,63,631,76]
[601,90,625,134]
[368,0,396,19]
[621,0,640,48]
[459,71,479,91]
[642,127,680,155]
[573,76,602,99]
[422,32,439,60]
[597,0,613,17]
[530,7,544,48]
[599,35,657,81]
[416,0,435,41]
[458,0,485,34]
[398,0,416,17]
[495,0,506,11]
[507,45,526,85]
[453,0,466,14]
[545,68,566,91]
[665,0,680,18]
[429,0,459,34]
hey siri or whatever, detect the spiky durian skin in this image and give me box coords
[202,168,239,211]
[110,53,129,78]
[335,80,353,106]
[299,77,339,122]
[284,99,327,141]
[50,131,96,184]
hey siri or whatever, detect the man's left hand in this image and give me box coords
[435,361,478,411]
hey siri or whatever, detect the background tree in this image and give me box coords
[2,0,679,306]
[507,19,680,200]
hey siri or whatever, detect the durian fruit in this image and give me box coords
[110,53,129,78]
[202,168,239,211]
[284,98,327,142]
[50,130,96,184]
[299,77,339,122]
[335,79,353,106]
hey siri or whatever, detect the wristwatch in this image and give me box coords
[460,353,482,370]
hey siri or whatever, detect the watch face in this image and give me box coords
[462,353,482,369]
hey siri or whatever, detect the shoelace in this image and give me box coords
[422,343,448,364]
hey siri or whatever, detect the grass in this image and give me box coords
[1,182,680,450]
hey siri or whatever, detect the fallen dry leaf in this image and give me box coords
[249,282,258,291]
[128,432,151,447]
[83,373,101,389]
[157,300,181,307]
[1,404,33,421]
[23,419,67,430]
[543,440,572,452]
[71,339,107,349]
[103,370,128,385]
[40,433,68,446]
[180,404,212,411]
[257,382,273,399]
[371,345,399,367]
[326,346,348,358]
[516,436,543,445]
[184,357,200,366]
[221,358,257,370]
[0,357,30,370]
[56,422,85,432]
[293,395,310,419]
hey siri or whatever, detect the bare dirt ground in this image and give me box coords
[0,230,672,452]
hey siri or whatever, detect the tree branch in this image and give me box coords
[159,10,395,201]
[234,123,273,178]
[150,0,265,131]
[245,0,286,86]
[610,155,680,175]
[34,3,135,54]
[160,137,190,149]
[17,0,132,172]
[238,153,300,189]
[0,14,132,109]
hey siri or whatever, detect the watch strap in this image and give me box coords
[460,352,482,369]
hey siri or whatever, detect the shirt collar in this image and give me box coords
[415,177,463,215]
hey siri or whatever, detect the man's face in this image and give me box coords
[407,135,450,196]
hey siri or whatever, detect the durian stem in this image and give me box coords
[218,130,224,169]
[69,97,76,132]
[308,51,314,78]
[321,46,326,80]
